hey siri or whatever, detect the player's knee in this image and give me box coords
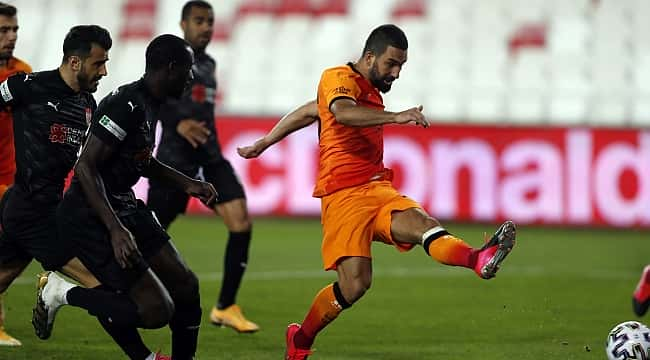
[228,216,252,233]
[344,277,372,304]
[172,270,201,307]
[139,293,175,329]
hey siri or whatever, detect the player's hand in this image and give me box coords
[109,225,141,269]
[177,119,211,148]
[237,138,268,159]
[393,105,429,128]
[187,180,218,207]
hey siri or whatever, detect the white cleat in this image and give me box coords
[32,271,73,340]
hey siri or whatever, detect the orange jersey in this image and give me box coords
[0,57,31,185]
[313,63,391,197]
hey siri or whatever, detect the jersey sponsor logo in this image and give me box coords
[47,101,60,112]
[99,114,127,141]
[333,86,351,96]
[0,80,12,102]
[49,123,84,146]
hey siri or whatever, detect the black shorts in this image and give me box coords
[0,186,72,270]
[57,198,170,291]
[147,158,246,227]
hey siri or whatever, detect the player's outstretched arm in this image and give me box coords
[144,158,217,207]
[74,135,141,269]
[331,99,429,128]
[237,99,319,159]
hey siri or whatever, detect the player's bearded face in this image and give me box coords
[368,46,407,94]
[77,62,104,93]
[0,16,17,60]
[77,45,109,93]
[369,60,395,93]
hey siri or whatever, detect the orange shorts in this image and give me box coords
[320,180,422,271]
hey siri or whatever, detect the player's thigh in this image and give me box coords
[147,241,198,301]
[3,197,69,270]
[203,159,246,204]
[60,257,100,288]
[0,257,30,293]
[147,182,190,228]
[389,207,441,245]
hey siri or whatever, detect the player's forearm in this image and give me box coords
[144,158,194,192]
[74,160,123,231]
[263,100,319,147]
[333,105,396,127]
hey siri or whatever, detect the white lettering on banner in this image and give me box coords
[430,139,497,221]
[567,130,592,223]
[129,119,650,227]
[286,127,320,213]
[384,137,428,202]
[594,133,650,226]
[225,131,285,213]
[500,141,563,222]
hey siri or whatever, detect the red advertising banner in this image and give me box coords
[133,117,650,227]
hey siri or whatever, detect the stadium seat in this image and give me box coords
[507,50,548,123]
[11,0,46,63]
[588,58,631,126]
[631,97,650,126]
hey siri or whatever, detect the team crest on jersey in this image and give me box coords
[191,85,216,104]
[49,124,84,146]
[85,108,92,124]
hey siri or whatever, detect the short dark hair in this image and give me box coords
[145,34,192,72]
[181,0,212,20]
[62,25,112,61]
[362,24,408,57]
[0,2,16,17]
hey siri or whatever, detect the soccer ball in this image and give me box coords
[606,321,650,360]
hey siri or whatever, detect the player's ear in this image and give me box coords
[363,50,374,67]
[180,19,188,32]
[69,55,82,71]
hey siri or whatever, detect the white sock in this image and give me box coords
[421,226,446,246]
[51,272,76,305]
[145,353,156,360]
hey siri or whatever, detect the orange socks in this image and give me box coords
[294,282,350,349]
[422,227,477,268]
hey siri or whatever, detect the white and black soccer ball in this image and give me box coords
[606,321,650,360]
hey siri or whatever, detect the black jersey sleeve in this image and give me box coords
[0,72,31,108]
[89,97,137,147]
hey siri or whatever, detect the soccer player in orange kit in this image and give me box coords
[238,24,517,359]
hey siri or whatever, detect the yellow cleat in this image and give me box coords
[0,327,21,346]
[209,304,259,333]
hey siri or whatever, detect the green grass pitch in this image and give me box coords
[0,217,648,359]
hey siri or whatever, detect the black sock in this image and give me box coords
[170,285,202,360]
[93,285,150,360]
[67,287,143,327]
[217,231,251,309]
